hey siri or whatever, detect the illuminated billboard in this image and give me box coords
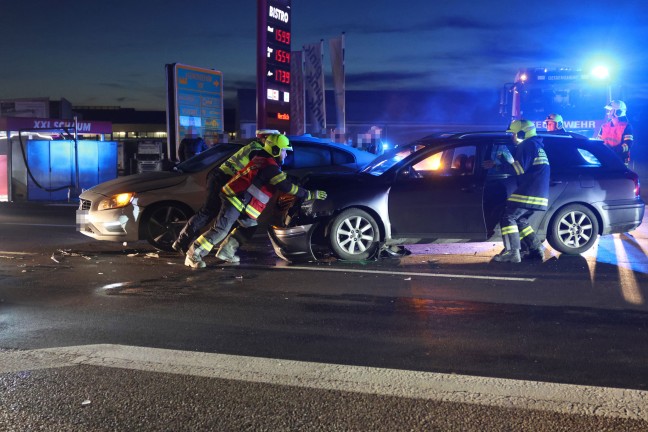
[257,0,292,132]
[166,63,223,158]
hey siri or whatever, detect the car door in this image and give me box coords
[388,144,488,239]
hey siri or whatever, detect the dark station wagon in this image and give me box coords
[269,132,645,262]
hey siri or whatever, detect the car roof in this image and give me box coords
[407,130,624,171]
[415,130,593,145]
[287,134,377,164]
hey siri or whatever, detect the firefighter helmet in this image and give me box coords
[506,119,537,139]
[264,134,292,157]
[604,100,627,117]
[545,113,564,129]
[256,129,281,139]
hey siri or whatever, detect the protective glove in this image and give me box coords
[307,190,327,200]
[497,147,514,164]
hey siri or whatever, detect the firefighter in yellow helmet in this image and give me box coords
[185,134,327,268]
[545,113,569,135]
[597,100,634,166]
[172,130,280,255]
[482,120,550,263]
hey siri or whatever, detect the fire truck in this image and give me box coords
[499,67,623,137]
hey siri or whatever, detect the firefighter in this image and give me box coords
[172,130,279,255]
[597,100,634,166]
[482,120,550,263]
[545,113,568,135]
[185,134,327,268]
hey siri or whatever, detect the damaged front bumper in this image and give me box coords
[268,223,318,262]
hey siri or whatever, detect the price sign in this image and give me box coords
[257,0,291,132]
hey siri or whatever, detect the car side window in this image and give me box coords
[290,144,332,169]
[576,149,601,167]
[412,145,476,177]
[486,140,516,176]
[331,148,354,165]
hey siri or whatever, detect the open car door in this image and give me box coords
[388,144,488,239]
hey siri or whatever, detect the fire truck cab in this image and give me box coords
[500,67,622,137]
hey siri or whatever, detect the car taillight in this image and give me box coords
[626,171,640,198]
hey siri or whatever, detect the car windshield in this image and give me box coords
[361,142,427,176]
[175,143,242,173]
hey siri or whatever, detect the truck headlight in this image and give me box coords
[98,192,135,210]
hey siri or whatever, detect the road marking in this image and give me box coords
[0,222,75,227]
[273,265,536,282]
[0,344,645,420]
[0,250,38,255]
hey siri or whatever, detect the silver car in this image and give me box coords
[76,136,375,251]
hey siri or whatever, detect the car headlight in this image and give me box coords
[98,192,135,210]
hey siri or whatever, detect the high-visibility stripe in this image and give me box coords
[288,184,299,195]
[533,156,549,165]
[624,135,634,141]
[512,161,524,175]
[245,205,261,219]
[520,226,534,239]
[248,184,270,204]
[270,172,287,185]
[196,235,214,252]
[226,195,246,212]
[501,225,519,235]
[220,142,264,176]
[508,194,548,207]
[222,184,236,196]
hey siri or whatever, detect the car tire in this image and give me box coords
[329,208,380,261]
[547,204,599,254]
[142,203,193,251]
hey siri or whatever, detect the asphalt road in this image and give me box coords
[1,202,647,430]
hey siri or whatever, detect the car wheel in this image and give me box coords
[142,203,192,251]
[548,204,599,254]
[329,208,380,261]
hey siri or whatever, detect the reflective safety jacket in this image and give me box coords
[598,119,633,163]
[219,140,265,177]
[504,136,551,211]
[222,151,310,220]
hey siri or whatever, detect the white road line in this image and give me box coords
[0,251,38,255]
[1,344,645,421]
[0,222,75,227]
[273,265,536,282]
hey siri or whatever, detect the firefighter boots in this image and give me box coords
[493,249,521,263]
[524,244,546,260]
[216,237,241,263]
[184,250,206,269]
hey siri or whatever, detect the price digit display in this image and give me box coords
[275,29,291,45]
[275,69,290,84]
[275,49,290,64]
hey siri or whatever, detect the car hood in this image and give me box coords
[84,171,188,197]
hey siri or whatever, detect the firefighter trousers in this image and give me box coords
[175,170,228,251]
[500,207,543,251]
[175,171,260,252]
[189,197,243,259]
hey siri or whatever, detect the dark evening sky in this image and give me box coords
[1,0,645,110]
